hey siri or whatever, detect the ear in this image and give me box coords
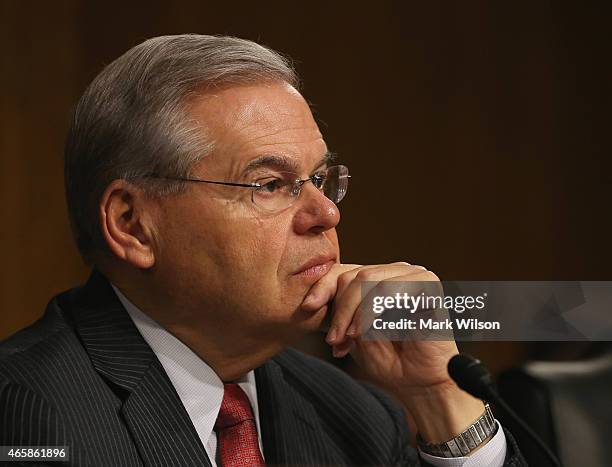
[99,179,157,269]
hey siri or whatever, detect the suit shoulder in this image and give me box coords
[0,294,72,357]
[0,290,83,382]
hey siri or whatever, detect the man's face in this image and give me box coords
[152,82,340,341]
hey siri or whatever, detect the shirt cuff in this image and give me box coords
[418,421,507,467]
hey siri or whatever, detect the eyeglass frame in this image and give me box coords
[143,164,351,209]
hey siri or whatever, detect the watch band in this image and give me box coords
[417,403,498,458]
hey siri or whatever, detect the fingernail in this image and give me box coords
[346,323,357,336]
[332,346,341,358]
[326,327,337,344]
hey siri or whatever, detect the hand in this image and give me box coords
[301,262,486,444]
[301,262,458,393]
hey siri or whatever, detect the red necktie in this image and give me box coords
[214,383,265,467]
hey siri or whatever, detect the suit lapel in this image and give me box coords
[255,357,343,466]
[119,360,213,467]
[68,269,212,467]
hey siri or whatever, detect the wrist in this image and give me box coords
[396,380,486,444]
[417,403,497,458]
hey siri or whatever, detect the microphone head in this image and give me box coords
[448,354,495,400]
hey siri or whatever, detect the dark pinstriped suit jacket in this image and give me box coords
[0,270,526,466]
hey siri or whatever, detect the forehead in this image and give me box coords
[189,82,328,176]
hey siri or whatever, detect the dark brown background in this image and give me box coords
[1,1,610,372]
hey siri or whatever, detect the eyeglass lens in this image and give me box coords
[252,164,349,211]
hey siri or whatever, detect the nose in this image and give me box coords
[292,182,340,235]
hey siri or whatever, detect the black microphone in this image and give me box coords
[448,353,562,467]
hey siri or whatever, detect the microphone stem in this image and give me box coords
[486,388,562,467]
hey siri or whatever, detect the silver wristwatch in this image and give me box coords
[417,403,498,458]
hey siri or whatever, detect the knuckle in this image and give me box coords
[424,271,440,281]
[355,269,374,282]
[337,271,354,289]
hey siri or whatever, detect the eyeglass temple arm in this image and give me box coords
[146,174,261,188]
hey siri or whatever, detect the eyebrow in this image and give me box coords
[241,151,336,177]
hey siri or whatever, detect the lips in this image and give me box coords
[293,254,337,277]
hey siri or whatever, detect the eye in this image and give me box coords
[311,172,327,189]
[256,177,283,194]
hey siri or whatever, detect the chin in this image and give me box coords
[290,303,329,332]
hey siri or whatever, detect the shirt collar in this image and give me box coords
[110,284,262,451]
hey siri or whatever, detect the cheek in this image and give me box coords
[153,197,224,273]
[207,213,291,281]
[244,216,290,273]
[326,229,340,257]
[155,197,294,303]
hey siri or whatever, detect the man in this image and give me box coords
[0,35,525,466]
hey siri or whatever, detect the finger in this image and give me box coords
[314,264,371,335]
[334,262,418,301]
[328,265,437,344]
[305,262,426,313]
[300,263,361,312]
[310,262,419,314]
[332,338,356,358]
[346,272,441,341]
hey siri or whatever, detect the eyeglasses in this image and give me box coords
[146,164,351,213]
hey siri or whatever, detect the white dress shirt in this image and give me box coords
[112,285,507,466]
[112,285,263,467]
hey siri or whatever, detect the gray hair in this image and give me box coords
[64,34,298,264]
